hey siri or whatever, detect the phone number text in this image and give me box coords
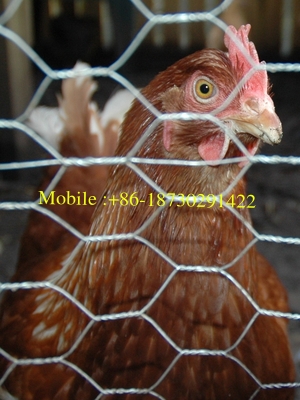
[103,193,255,208]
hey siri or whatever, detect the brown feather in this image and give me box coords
[17,70,119,269]
[0,42,295,399]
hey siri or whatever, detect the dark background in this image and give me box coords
[1,0,300,396]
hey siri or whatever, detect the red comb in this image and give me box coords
[224,25,267,95]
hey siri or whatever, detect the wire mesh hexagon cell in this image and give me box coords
[0,0,300,399]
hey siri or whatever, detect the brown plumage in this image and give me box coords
[17,63,125,268]
[0,25,295,399]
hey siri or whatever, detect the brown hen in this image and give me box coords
[18,63,133,268]
[0,25,295,399]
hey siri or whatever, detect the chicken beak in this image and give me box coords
[226,96,283,145]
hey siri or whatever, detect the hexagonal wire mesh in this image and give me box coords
[0,0,300,398]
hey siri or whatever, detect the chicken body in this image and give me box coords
[0,26,295,399]
[18,63,133,268]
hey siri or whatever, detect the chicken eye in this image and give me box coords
[194,79,216,101]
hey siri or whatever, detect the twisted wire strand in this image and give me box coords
[0,0,299,397]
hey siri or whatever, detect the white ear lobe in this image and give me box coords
[163,120,173,151]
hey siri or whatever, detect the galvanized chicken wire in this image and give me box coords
[1,0,300,398]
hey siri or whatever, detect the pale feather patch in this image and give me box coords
[26,64,133,155]
[65,62,106,149]
[33,291,54,315]
[46,242,84,285]
[113,275,123,296]
[227,291,243,325]
[65,321,74,333]
[72,61,94,88]
[33,299,50,315]
[101,89,135,129]
[89,102,105,148]
[26,107,64,150]
[57,333,68,353]
[32,321,58,340]
[71,281,80,299]
[106,331,118,351]
[62,241,85,269]
[35,291,50,303]
[52,299,64,313]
